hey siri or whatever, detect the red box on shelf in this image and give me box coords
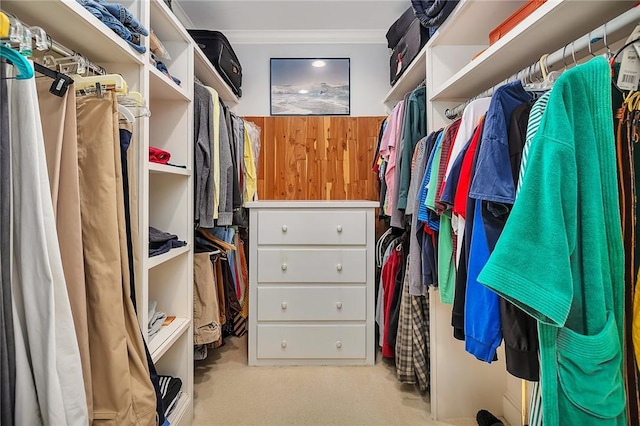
[489,0,548,45]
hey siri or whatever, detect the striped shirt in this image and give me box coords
[516,91,550,426]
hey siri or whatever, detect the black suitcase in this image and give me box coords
[390,19,429,86]
[188,29,243,97]
[386,7,416,49]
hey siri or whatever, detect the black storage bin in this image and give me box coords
[386,7,416,49]
[188,29,243,97]
[390,19,429,86]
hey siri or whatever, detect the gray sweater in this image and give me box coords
[217,106,233,225]
[194,84,215,228]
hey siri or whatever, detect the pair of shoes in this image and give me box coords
[476,409,505,426]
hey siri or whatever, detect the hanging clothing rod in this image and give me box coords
[444,6,640,119]
[0,9,106,75]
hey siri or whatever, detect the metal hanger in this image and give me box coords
[588,30,596,57]
[603,22,613,59]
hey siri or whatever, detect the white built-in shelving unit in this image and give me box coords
[382,1,637,424]
[2,1,241,424]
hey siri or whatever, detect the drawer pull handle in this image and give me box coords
[281,225,288,233]
[281,302,287,310]
[281,263,288,271]
[336,302,343,310]
[336,264,343,272]
[336,341,343,349]
[281,341,287,348]
[337,225,343,233]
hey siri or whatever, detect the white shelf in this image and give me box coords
[149,66,191,101]
[148,245,190,269]
[149,162,192,176]
[194,45,240,105]
[428,0,528,47]
[430,0,634,101]
[149,317,191,362]
[2,0,143,65]
[150,0,192,42]
[382,46,427,106]
[167,393,191,426]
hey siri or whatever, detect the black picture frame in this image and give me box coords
[270,58,351,116]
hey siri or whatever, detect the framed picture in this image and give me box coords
[270,58,351,116]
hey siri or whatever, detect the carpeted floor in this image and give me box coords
[193,334,476,426]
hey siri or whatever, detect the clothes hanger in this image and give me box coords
[118,104,135,123]
[588,31,597,58]
[0,45,33,79]
[603,22,613,60]
[538,54,558,90]
[33,61,74,96]
[196,228,237,253]
[0,13,34,80]
[118,91,151,118]
[0,12,9,39]
[74,73,128,94]
[611,36,640,94]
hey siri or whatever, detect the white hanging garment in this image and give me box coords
[9,64,88,426]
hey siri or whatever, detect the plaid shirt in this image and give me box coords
[395,254,431,391]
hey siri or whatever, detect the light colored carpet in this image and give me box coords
[193,335,476,426]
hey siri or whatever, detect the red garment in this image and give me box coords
[453,117,484,218]
[381,247,402,358]
[149,146,171,164]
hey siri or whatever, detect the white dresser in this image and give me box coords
[247,201,378,366]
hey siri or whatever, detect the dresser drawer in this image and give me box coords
[257,210,367,246]
[256,324,366,359]
[257,286,366,321]
[257,248,367,283]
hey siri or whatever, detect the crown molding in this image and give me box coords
[223,29,387,44]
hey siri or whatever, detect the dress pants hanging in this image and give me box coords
[36,79,94,422]
[10,69,88,425]
[0,61,15,426]
[194,253,222,345]
[76,93,156,425]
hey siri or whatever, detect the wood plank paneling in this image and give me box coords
[244,116,384,201]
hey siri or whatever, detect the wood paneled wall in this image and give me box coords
[244,116,385,201]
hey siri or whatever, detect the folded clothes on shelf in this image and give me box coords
[150,146,171,164]
[149,226,186,257]
[156,61,181,86]
[158,375,183,417]
[76,0,148,53]
[148,301,167,339]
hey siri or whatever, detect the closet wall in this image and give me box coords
[227,43,389,117]
[245,116,383,201]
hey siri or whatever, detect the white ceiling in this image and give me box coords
[174,0,411,43]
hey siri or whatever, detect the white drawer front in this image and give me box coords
[257,286,366,321]
[257,248,367,283]
[256,324,366,359]
[257,210,367,245]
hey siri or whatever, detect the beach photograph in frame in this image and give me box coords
[270,58,350,116]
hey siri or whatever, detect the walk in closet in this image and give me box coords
[3,0,640,425]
